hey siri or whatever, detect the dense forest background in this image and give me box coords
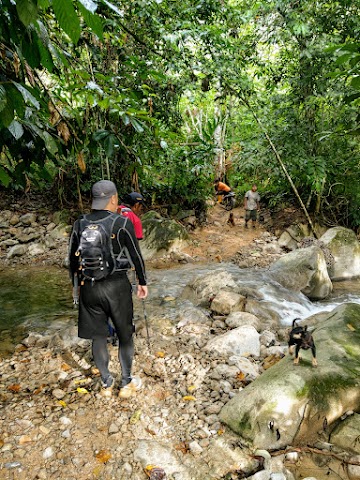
[1,0,360,229]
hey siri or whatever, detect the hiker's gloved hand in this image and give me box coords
[137,285,148,299]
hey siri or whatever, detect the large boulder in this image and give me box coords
[219,303,360,450]
[141,211,189,260]
[320,227,360,280]
[268,245,333,300]
[181,270,238,307]
[204,325,261,358]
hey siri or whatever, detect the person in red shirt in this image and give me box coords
[117,192,145,240]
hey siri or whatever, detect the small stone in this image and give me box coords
[59,416,72,426]
[109,423,119,434]
[4,462,22,469]
[43,446,54,459]
[188,440,203,455]
[18,435,32,445]
[52,388,66,399]
[61,430,71,439]
[39,426,50,435]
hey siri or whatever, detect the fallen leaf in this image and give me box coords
[33,384,46,395]
[95,450,111,464]
[77,151,86,172]
[92,465,103,477]
[58,400,67,408]
[155,351,165,358]
[236,371,246,381]
[182,395,196,402]
[76,387,89,394]
[145,427,157,436]
[187,385,196,393]
[347,323,356,331]
[130,409,142,424]
[61,363,72,371]
[7,384,21,393]
[217,428,225,435]
[174,441,189,454]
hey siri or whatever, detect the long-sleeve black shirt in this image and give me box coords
[68,210,147,286]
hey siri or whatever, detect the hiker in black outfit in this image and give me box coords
[68,180,148,399]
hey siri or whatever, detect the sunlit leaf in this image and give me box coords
[76,387,89,394]
[95,449,112,463]
[52,0,81,44]
[182,395,196,401]
[16,0,38,26]
[130,409,142,424]
[155,351,165,358]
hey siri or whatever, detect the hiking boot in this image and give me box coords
[118,376,142,399]
[100,375,114,398]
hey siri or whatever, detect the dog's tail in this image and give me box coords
[292,317,301,328]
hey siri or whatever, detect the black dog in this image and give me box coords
[288,318,317,367]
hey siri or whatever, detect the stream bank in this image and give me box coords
[1,202,360,480]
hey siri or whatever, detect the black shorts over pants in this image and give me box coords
[78,272,134,342]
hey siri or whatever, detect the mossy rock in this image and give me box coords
[219,303,360,449]
[141,211,189,260]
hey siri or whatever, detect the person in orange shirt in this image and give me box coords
[214,178,231,202]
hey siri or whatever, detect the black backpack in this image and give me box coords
[76,214,118,282]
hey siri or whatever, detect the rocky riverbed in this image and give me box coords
[1,204,360,480]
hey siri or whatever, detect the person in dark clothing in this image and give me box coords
[68,180,148,399]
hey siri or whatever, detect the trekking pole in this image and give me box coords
[142,299,151,353]
[73,273,79,308]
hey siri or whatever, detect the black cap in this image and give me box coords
[123,192,145,206]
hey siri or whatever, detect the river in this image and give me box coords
[1,263,360,357]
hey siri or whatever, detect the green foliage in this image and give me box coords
[0,0,359,229]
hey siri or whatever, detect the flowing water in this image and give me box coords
[1,263,360,356]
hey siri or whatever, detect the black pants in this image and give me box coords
[78,273,135,387]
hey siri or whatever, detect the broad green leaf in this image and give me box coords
[21,33,41,69]
[52,0,81,44]
[344,93,360,104]
[0,166,12,188]
[104,134,116,157]
[5,84,26,118]
[0,102,15,128]
[78,4,103,40]
[335,53,353,66]
[37,37,55,72]
[16,0,38,26]
[0,86,6,113]
[13,83,40,109]
[42,132,58,155]
[37,0,51,7]
[93,130,110,141]
[129,117,144,133]
[350,76,360,90]
[8,120,25,140]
